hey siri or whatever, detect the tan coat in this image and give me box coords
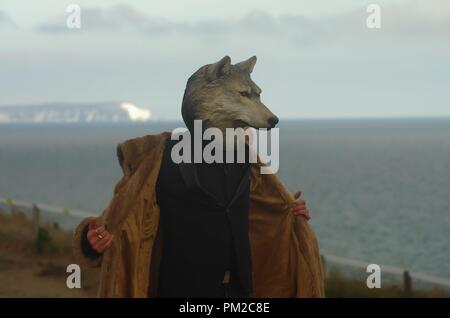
[72,132,325,297]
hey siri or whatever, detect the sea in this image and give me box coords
[0,119,449,278]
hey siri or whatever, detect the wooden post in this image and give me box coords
[403,270,413,298]
[32,204,40,240]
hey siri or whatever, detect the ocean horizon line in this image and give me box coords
[0,116,450,125]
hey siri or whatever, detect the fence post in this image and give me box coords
[403,270,413,297]
[32,204,41,240]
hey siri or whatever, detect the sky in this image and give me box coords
[1,0,449,119]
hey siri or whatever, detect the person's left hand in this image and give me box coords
[290,191,310,220]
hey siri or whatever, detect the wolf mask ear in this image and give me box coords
[206,56,231,81]
[236,56,257,74]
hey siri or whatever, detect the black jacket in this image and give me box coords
[155,138,252,297]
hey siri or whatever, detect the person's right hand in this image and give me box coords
[86,217,114,253]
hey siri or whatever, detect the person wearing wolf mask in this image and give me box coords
[72,56,324,298]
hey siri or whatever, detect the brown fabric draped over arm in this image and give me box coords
[249,164,325,298]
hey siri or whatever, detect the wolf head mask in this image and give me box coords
[181,56,279,133]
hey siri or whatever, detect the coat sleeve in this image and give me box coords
[249,165,325,298]
[72,143,130,268]
[72,133,169,276]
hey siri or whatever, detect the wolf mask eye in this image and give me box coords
[239,91,251,98]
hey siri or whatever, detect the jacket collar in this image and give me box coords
[178,159,251,209]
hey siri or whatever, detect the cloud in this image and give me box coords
[37,5,173,33]
[35,5,317,48]
[329,1,450,37]
[384,0,450,35]
[34,1,450,48]
[0,10,16,28]
[35,5,310,36]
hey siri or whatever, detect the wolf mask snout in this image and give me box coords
[181,56,278,132]
[268,116,279,128]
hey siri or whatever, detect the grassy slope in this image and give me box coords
[0,208,448,298]
[0,208,98,297]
